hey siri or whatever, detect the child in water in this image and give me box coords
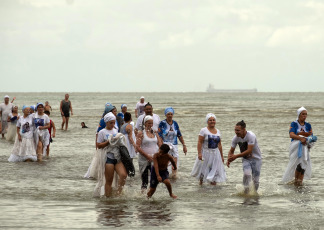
[147,144,177,199]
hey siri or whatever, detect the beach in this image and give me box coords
[0,92,323,229]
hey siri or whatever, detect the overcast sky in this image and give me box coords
[1,0,323,92]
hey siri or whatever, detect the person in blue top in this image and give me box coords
[117,104,127,120]
[282,106,315,186]
[158,107,187,178]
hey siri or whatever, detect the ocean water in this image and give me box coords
[0,92,323,229]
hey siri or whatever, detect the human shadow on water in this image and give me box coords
[136,200,174,227]
[96,200,132,227]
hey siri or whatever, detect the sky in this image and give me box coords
[0,0,324,92]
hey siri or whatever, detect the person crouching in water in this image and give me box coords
[147,144,177,199]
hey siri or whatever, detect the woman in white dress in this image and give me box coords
[191,113,226,185]
[120,112,137,161]
[136,115,162,191]
[8,106,37,162]
[33,103,50,161]
[282,107,316,186]
[6,106,20,142]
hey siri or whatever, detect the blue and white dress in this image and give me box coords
[282,121,314,182]
[158,120,182,158]
[191,127,226,183]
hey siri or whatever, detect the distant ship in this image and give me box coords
[206,84,257,93]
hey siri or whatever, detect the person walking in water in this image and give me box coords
[60,94,73,130]
[135,96,145,118]
[227,120,262,194]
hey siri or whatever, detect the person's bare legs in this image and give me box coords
[61,116,66,130]
[46,145,50,157]
[105,164,115,197]
[171,157,178,179]
[65,117,69,130]
[114,162,127,195]
[147,187,156,198]
[37,140,43,162]
[163,179,177,199]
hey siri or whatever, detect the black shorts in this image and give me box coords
[106,157,117,165]
[150,166,169,188]
[62,111,70,117]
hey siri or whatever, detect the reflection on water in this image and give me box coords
[96,199,174,227]
[136,201,174,226]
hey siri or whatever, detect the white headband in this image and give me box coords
[104,112,116,123]
[144,115,153,124]
[297,106,307,120]
[206,113,216,123]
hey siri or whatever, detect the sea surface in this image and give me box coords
[0,92,323,229]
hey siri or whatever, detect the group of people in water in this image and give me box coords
[1,94,317,199]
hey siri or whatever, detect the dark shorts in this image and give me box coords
[150,166,169,188]
[62,111,70,117]
[106,157,117,165]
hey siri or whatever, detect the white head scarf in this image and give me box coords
[297,106,307,120]
[144,115,153,124]
[104,112,116,123]
[206,113,216,123]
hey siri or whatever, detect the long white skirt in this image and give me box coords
[282,140,312,182]
[6,123,17,142]
[34,128,50,157]
[8,136,37,162]
[191,147,226,183]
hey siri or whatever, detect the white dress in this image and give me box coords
[8,115,37,162]
[282,139,314,182]
[6,113,20,142]
[33,113,50,156]
[191,127,226,183]
[120,123,137,159]
[138,131,159,175]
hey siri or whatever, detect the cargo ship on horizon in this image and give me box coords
[206,84,257,93]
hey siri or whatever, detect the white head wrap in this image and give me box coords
[297,106,307,120]
[206,113,216,123]
[144,115,153,124]
[104,112,116,123]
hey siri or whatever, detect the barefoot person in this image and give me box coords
[136,115,162,192]
[60,94,73,130]
[191,113,226,185]
[147,144,177,199]
[0,95,14,139]
[6,106,20,142]
[8,106,37,162]
[44,111,56,157]
[158,107,187,178]
[97,112,127,196]
[33,103,50,161]
[135,96,145,118]
[282,107,317,186]
[227,120,262,194]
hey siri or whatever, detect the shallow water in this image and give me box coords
[0,92,323,229]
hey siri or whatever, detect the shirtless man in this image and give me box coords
[44,101,52,112]
[147,144,177,199]
[60,94,73,130]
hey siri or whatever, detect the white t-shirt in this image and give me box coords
[0,103,13,121]
[17,115,34,139]
[135,102,146,116]
[199,127,221,149]
[97,128,118,159]
[32,113,50,134]
[135,113,161,132]
[231,131,262,160]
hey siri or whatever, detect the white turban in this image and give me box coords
[206,113,216,123]
[104,112,116,123]
[144,115,153,124]
[297,106,307,120]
